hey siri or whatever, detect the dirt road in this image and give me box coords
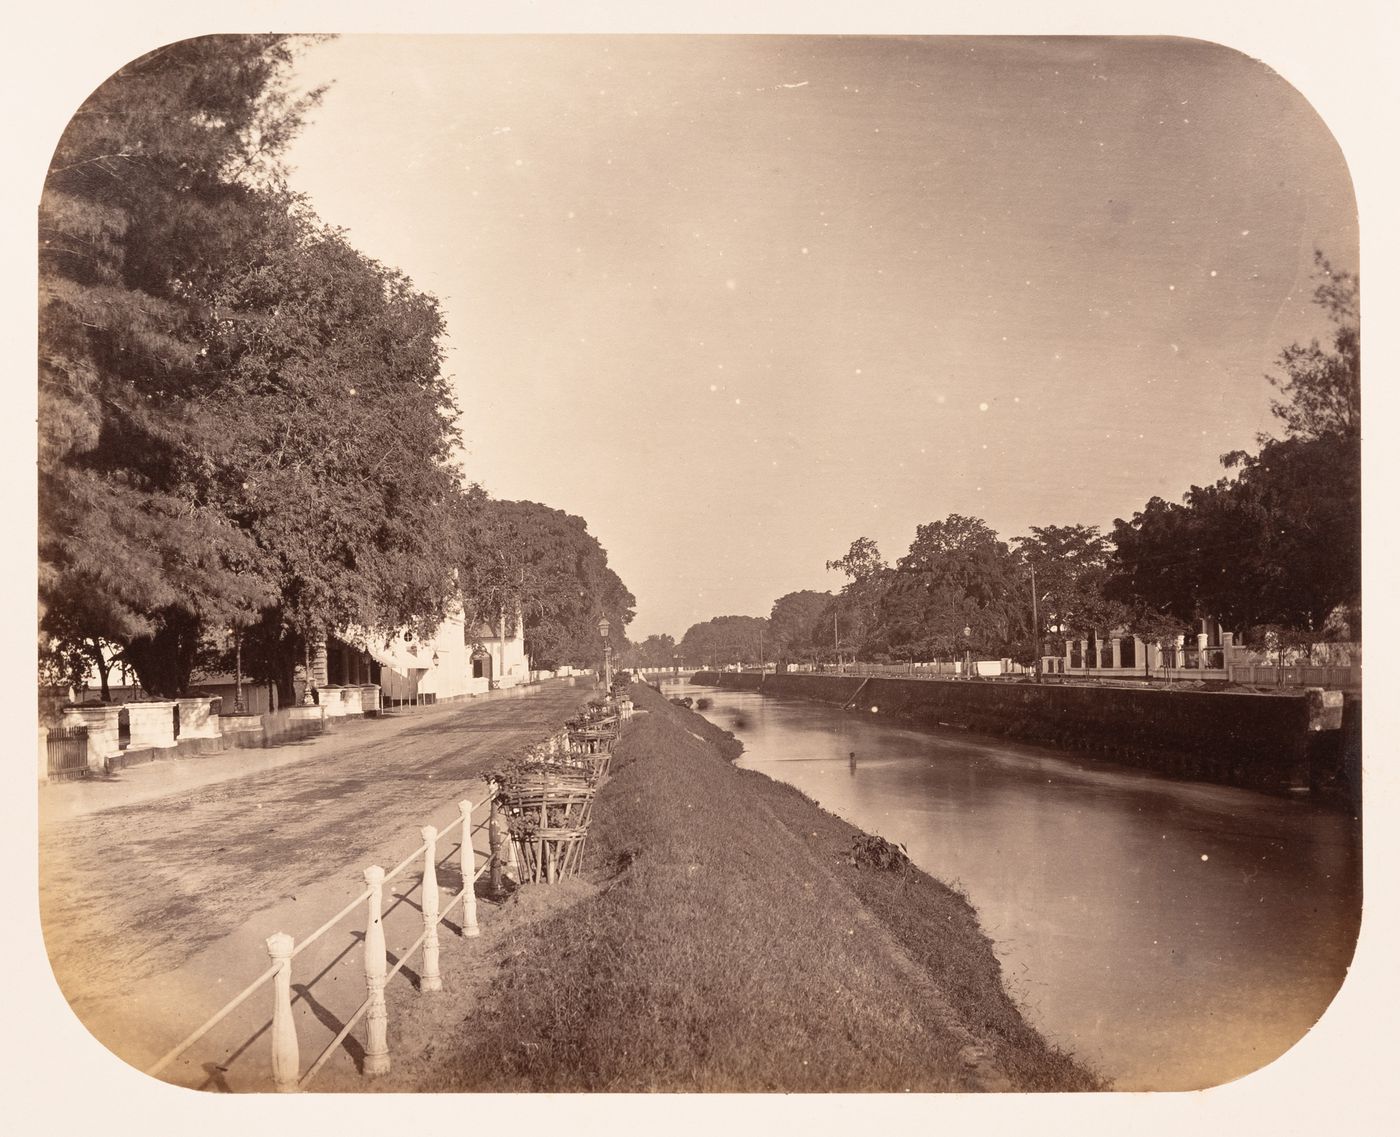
[38,680,590,1086]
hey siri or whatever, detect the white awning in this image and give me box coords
[366,640,429,675]
[341,625,429,676]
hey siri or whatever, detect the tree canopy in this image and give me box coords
[1107,251,1360,641]
[38,36,634,699]
[1011,524,1124,648]
[678,616,770,670]
[893,515,1030,658]
[40,36,329,695]
[1108,431,1359,636]
[1265,252,1359,442]
[456,498,636,671]
[625,634,678,668]
[767,590,832,665]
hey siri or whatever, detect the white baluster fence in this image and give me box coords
[145,789,511,1091]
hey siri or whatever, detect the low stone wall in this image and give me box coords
[221,713,267,749]
[760,673,868,704]
[859,677,1316,789]
[692,671,1351,794]
[691,670,764,691]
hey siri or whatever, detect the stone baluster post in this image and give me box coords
[1197,630,1210,669]
[266,932,299,1092]
[1110,636,1122,670]
[459,801,480,937]
[362,866,390,1075]
[420,827,442,992]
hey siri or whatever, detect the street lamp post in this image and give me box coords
[597,616,612,692]
[963,625,973,679]
[233,625,245,714]
[302,640,315,706]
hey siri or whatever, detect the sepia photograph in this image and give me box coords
[13,2,1398,1130]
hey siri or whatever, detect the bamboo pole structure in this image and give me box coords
[505,816,520,881]
[362,865,390,1076]
[419,826,442,992]
[459,800,480,937]
[266,932,299,1092]
[489,797,504,894]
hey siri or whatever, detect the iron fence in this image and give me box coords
[46,725,90,779]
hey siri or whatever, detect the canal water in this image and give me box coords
[674,680,1361,1091]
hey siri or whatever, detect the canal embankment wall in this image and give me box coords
[690,671,1357,796]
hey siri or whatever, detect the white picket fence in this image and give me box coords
[1227,663,1360,689]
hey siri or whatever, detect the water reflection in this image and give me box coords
[676,681,1361,1091]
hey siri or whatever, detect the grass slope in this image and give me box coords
[422,684,1101,1092]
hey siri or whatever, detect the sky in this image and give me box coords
[272,35,1360,641]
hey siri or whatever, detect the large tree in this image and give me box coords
[1011,524,1125,648]
[767,590,832,666]
[893,515,1029,658]
[1108,431,1360,637]
[625,634,678,668]
[456,498,636,671]
[678,616,770,670]
[1107,252,1360,643]
[40,35,470,699]
[39,37,319,693]
[823,537,892,659]
[200,205,464,701]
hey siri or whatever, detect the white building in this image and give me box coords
[321,604,530,705]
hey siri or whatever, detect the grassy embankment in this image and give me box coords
[399,681,1100,1092]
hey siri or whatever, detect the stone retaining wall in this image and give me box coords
[691,670,1355,795]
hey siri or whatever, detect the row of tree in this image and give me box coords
[665,252,1360,668]
[458,497,636,671]
[39,36,632,702]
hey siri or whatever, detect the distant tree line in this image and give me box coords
[38,36,632,701]
[669,252,1359,668]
